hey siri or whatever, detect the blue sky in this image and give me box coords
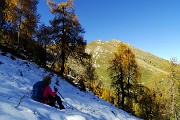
[38,0,180,61]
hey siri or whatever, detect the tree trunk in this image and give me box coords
[121,74,125,110]
[171,80,175,118]
[16,14,22,49]
[60,6,65,76]
[60,50,65,76]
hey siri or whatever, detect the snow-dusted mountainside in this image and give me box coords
[0,50,141,120]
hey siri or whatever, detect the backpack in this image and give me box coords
[31,81,46,102]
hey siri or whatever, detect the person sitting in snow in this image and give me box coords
[32,76,65,109]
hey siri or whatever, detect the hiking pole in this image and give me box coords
[54,86,67,102]
[54,86,76,110]
[56,91,76,110]
[57,91,66,101]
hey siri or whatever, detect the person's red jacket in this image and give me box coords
[43,86,56,103]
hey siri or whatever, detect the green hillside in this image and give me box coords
[86,39,172,89]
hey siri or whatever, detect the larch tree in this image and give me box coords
[124,46,140,112]
[108,43,139,110]
[3,0,39,49]
[84,56,98,91]
[169,57,180,119]
[47,0,87,76]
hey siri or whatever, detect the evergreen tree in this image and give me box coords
[36,23,53,56]
[36,24,52,46]
[47,0,87,76]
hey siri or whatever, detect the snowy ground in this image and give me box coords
[0,50,141,120]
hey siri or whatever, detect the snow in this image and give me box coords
[0,50,141,120]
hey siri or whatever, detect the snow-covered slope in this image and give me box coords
[0,50,141,120]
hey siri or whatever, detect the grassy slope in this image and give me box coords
[86,39,172,89]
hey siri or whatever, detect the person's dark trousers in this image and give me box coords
[48,94,65,110]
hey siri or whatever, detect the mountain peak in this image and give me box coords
[106,39,121,43]
[95,40,105,44]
